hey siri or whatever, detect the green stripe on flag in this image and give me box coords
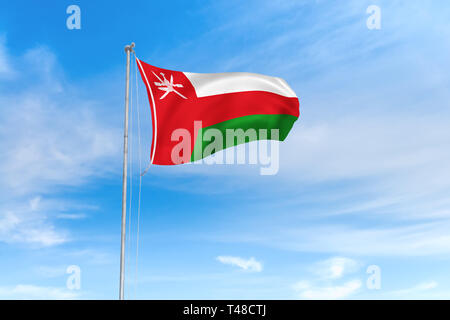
[190,114,298,162]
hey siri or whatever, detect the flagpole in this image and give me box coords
[120,42,135,300]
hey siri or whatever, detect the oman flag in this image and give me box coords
[136,58,300,165]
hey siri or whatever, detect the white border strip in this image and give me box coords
[136,57,157,164]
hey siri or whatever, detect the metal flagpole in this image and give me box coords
[120,42,135,300]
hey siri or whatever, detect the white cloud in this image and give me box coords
[280,115,450,185]
[313,257,359,280]
[144,3,450,266]
[293,256,361,299]
[0,93,120,195]
[293,279,361,300]
[0,35,13,77]
[0,284,80,299]
[269,220,450,256]
[416,281,439,290]
[388,281,438,298]
[0,194,92,246]
[66,249,113,265]
[216,256,262,272]
[35,266,67,278]
[56,213,87,220]
[0,211,21,234]
[209,219,450,257]
[171,2,450,263]
[0,38,121,247]
[0,209,67,246]
[29,196,41,211]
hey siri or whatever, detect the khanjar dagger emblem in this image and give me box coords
[152,71,187,100]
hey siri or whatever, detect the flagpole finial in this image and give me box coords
[124,42,135,53]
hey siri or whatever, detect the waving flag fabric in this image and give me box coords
[136,58,300,165]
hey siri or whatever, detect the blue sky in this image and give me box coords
[1,0,450,299]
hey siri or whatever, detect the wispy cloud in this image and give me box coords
[0,284,80,299]
[216,256,263,272]
[0,41,121,195]
[312,257,360,280]
[389,281,438,297]
[211,219,450,257]
[0,199,68,246]
[34,265,68,278]
[0,35,14,77]
[170,1,450,262]
[293,256,362,299]
[55,213,87,220]
[373,281,448,299]
[0,38,121,247]
[293,279,361,300]
[1,0,450,299]
[65,249,114,266]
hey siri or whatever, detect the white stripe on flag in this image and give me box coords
[183,72,297,98]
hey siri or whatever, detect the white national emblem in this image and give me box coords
[152,71,187,100]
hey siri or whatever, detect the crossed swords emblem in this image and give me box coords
[152,71,187,100]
